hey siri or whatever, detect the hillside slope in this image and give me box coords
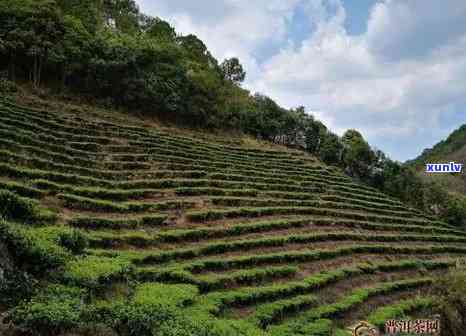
[1,97,465,336]
[408,125,466,196]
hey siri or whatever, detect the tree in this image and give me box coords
[304,117,324,153]
[56,0,103,33]
[0,0,32,81]
[30,2,64,87]
[443,197,466,228]
[0,0,64,87]
[184,67,223,128]
[143,17,176,43]
[277,108,303,146]
[249,94,286,140]
[86,29,187,115]
[102,0,140,33]
[177,34,217,69]
[50,15,91,88]
[341,129,375,177]
[220,57,246,84]
[319,132,343,165]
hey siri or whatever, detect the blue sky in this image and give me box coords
[342,0,376,34]
[135,0,466,162]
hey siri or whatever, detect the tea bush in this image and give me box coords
[58,229,89,254]
[0,78,17,94]
[435,268,466,336]
[0,189,42,223]
[9,284,86,336]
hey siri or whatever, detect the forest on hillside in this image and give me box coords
[407,125,466,196]
[0,0,465,228]
[409,125,466,167]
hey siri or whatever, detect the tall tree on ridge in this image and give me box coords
[220,57,246,85]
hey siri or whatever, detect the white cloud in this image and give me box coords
[367,0,466,62]
[136,0,300,82]
[252,0,466,160]
[136,0,466,161]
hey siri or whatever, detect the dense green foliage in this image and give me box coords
[403,124,466,227]
[434,268,466,336]
[368,296,434,328]
[0,189,40,222]
[10,284,86,335]
[0,0,336,148]
[0,220,85,273]
[370,150,466,228]
[0,189,54,223]
[312,127,466,229]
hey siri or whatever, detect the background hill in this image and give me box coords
[407,125,466,196]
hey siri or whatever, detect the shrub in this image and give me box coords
[86,282,266,336]
[0,221,71,273]
[368,297,433,328]
[9,284,86,336]
[0,189,41,223]
[133,283,199,307]
[0,180,45,199]
[434,267,466,336]
[0,267,37,307]
[58,230,89,254]
[69,215,167,230]
[269,318,333,336]
[196,266,298,292]
[253,294,318,328]
[443,197,466,228]
[0,79,17,94]
[89,283,200,336]
[63,256,133,288]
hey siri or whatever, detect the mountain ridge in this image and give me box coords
[407,124,466,196]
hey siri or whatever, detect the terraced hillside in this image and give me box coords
[1,98,465,336]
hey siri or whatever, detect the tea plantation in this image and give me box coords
[0,98,464,336]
